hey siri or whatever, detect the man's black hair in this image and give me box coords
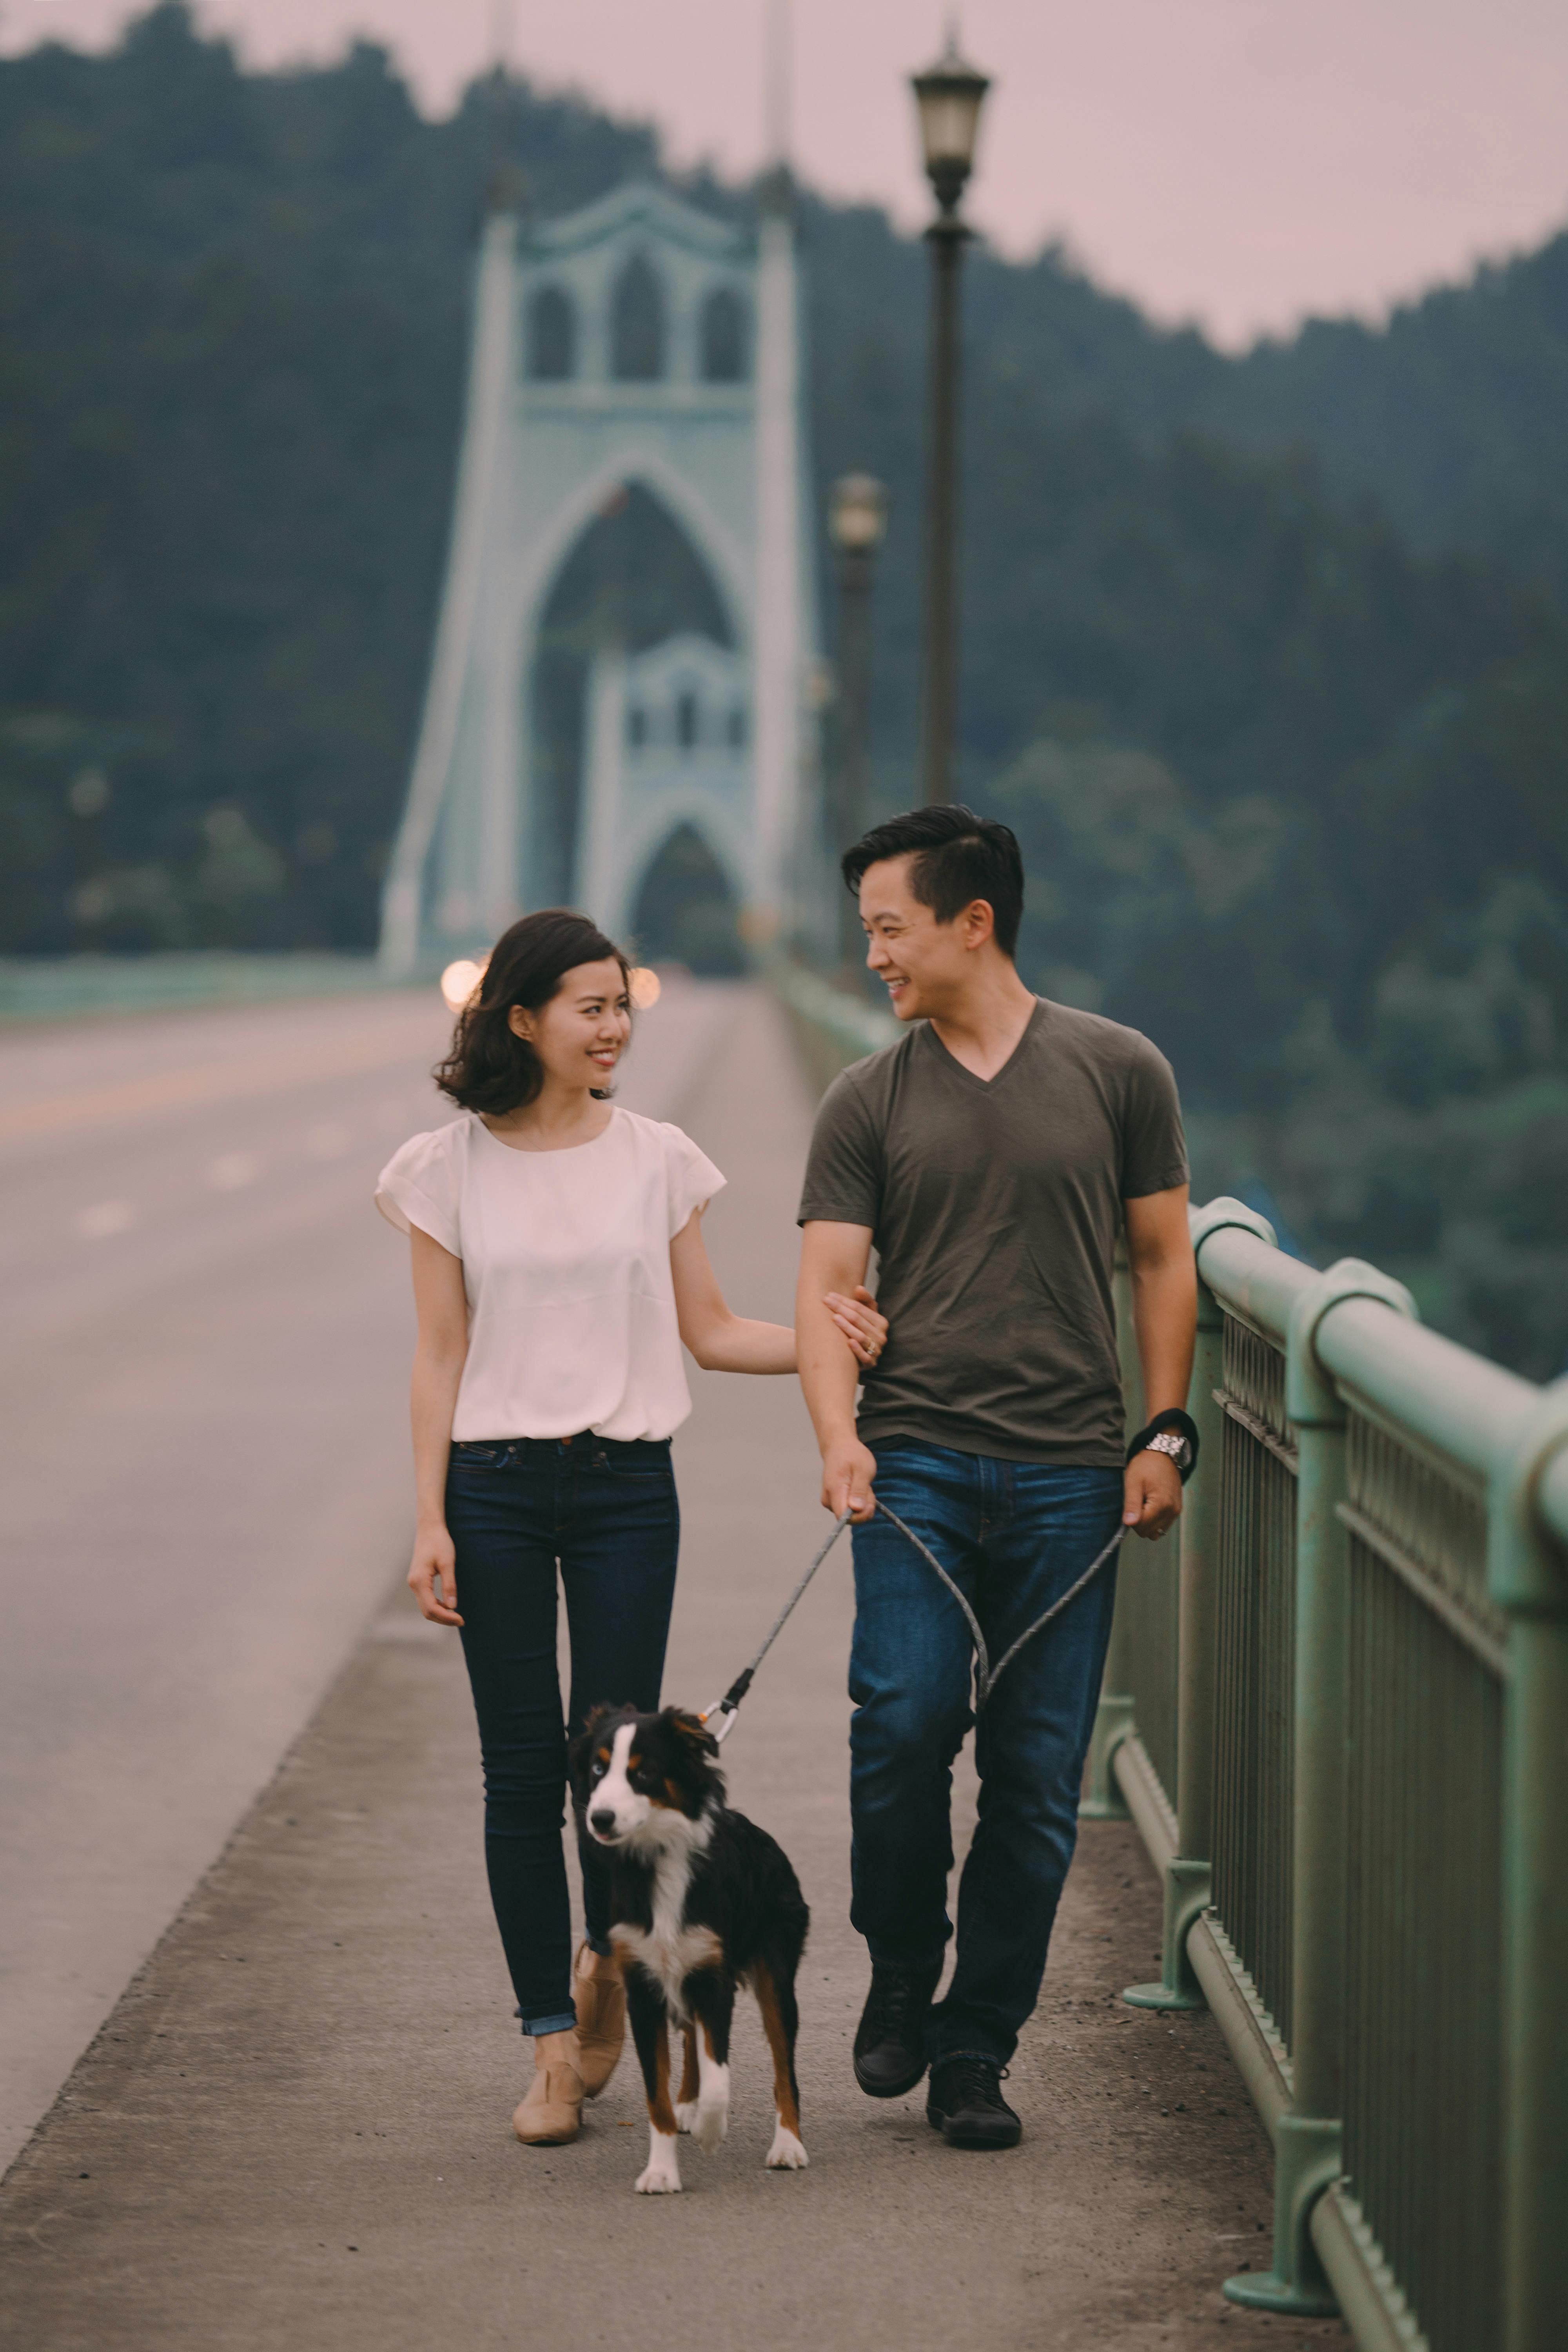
[841,805,1024,959]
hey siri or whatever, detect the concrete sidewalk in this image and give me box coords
[0,992,1347,2350]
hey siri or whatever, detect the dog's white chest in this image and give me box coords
[613,1846,720,2014]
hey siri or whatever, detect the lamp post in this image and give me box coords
[911,30,990,804]
[828,472,889,979]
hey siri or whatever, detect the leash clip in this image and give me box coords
[698,1699,740,1745]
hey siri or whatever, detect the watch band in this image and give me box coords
[1125,1407,1200,1484]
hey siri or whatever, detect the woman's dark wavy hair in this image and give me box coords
[434,909,631,1116]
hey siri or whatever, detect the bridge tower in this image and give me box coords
[378,175,822,976]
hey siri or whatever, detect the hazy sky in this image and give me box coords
[7,0,1568,345]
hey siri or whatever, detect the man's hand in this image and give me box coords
[822,1434,878,1523]
[1123,1448,1182,1541]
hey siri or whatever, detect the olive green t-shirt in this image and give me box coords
[797,999,1188,1465]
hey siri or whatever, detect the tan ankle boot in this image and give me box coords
[573,1941,627,2097]
[512,2033,584,2145]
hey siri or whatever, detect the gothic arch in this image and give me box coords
[527,486,733,903]
[508,452,751,674]
[611,253,665,381]
[700,286,749,382]
[527,285,575,379]
[629,819,746,976]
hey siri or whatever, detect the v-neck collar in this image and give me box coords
[921,998,1044,1092]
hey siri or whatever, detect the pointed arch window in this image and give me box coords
[527,286,576,381]
[611,253,665,381]
[701,287,749,383]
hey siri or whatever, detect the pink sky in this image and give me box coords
[6,0,1568,345]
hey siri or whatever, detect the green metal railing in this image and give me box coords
[0,952,385,1022]
[779,975,1568,2352]
[1094,1205,1566,2352]
[770,959,898,1093]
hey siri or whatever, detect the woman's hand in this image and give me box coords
[409,1520,463,1626]
[825,1285,888,1371]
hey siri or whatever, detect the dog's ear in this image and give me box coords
[569,1702,617,1790]
[666,1707,719,1760]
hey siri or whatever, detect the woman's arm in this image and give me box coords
[408,1225,469,1625]
[670,1208,886,1374]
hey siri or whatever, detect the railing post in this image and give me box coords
[1489,1387,1568,2352]
[1078,1620,1135,1818]
[1082,1252,1141,1818]
[1125,1200,1273,2007]
[1226,1259,1415,2315]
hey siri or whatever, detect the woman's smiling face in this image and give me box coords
[509,956,632,1091]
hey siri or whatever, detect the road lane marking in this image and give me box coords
[77,1200,136,1239]
[209,1153,260,1190]
[0,1029,443,1142]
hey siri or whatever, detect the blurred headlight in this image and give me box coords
[440,957,487,1012]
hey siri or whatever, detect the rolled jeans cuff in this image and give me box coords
[522,2008,578,2038]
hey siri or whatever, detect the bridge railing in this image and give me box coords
[769,959,898,1096]
[1098,1208,1564,2352]
[778,975,1567,2352]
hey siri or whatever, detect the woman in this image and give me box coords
[376,909,884,2149]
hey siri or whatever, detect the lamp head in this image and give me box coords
[911,27,991,216]
[829,473,890,554]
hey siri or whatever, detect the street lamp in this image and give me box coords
[828,472,890,978]
[911,29,990,804]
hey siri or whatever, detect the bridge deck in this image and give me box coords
[0,984,1345,2348]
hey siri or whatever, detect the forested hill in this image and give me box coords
[3,4,1568,1371]
[1212,238,1568,593]
[961,230,1568,598]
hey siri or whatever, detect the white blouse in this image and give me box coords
[375,1107,725,1443]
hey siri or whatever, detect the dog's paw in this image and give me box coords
[634,2134,682,2194]
[689,2098,728,2154]
[673,2100,698,2135]
[765,2125,808,2170]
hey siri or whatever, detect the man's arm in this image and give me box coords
[796,1220,879,1520]
[1122,1184,1197,1541]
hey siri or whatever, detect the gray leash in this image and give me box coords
[700,1511,853,1742]
[701,1501,1125,1741]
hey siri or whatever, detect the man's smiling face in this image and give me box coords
[857,854,988,1023]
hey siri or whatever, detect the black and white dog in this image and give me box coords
[570,1703,809,2194]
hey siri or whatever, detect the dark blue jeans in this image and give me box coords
[849,1440,1123,2065]
[444,1433,679,2035]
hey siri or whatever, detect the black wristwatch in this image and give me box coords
[1125,1408,1199,1484]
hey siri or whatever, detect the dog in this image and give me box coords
[570,1702,810,2194]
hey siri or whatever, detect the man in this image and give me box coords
[795,804,1196,2151]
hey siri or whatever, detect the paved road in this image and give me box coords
[0,976,733,2168]
[0,981,1347,2348]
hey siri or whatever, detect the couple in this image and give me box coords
[376,804,1196,2154]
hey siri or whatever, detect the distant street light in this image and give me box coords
[911,30,990,804]
[828,473,889,977]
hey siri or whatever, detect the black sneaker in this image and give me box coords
[926,2053,1022,2148]
[852,1962,942,2098]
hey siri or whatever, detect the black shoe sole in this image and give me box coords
[854,2053,929,2099]
[926,2102,1022,2149]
